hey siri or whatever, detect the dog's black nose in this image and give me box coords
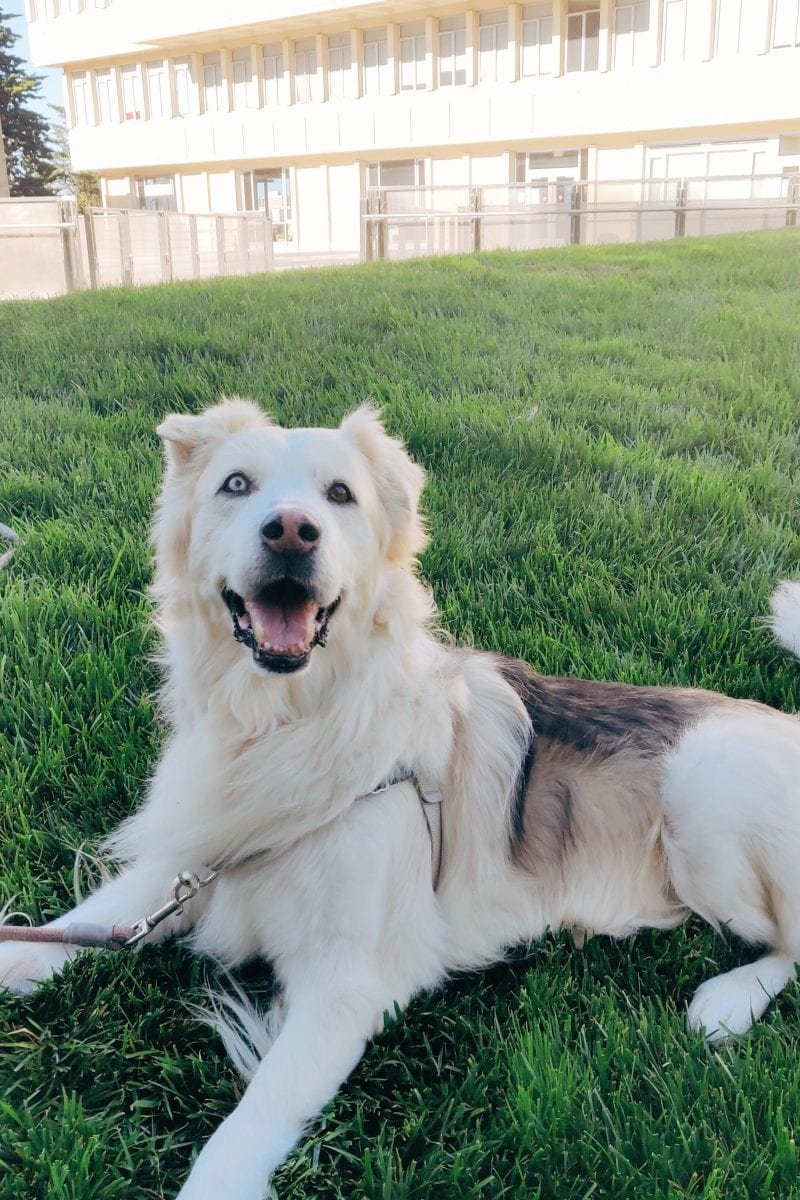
[261,510,321,554]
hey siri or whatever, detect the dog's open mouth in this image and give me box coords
[222,582,339,674]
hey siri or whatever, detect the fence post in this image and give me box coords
[786,173,799,228]
[158,211,173,282]
[240,215,252,274]
[58,199,77,292]
[216,214,226,275]
[119,211,133,285]
[569,183,584,246]
[363,191,375,262]
[674,179,687,239]
[377,188,387,260]
[264,211,274,270]
[189,215,200,277]
[83,209,99,288]
[470,186,482,252]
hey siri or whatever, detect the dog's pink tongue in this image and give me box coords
[248,597,318,654]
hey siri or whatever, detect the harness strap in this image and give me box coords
[415,780,443,890]
[0,774,444,950]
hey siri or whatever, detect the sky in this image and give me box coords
[6,7,64,119]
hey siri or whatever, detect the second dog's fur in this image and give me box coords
[2,400,800,1199]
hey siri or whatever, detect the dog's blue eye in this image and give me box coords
[221,472,252,496]
[327,481,354,505]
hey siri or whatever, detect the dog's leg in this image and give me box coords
[662,710,800,1039]
[176,965,388,1200]
[687,952,796,1041]
[0,861,191,994]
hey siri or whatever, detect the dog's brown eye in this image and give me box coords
[327,481,354,505]
[221,472,252,496]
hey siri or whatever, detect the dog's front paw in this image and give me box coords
[0,940,73,995]
[687,965,774,1042]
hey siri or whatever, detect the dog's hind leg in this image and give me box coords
[661,710,800,1040]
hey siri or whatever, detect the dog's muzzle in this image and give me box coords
[222,582,340,674]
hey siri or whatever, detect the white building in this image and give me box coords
[25,0,800,258]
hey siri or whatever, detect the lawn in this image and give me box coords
[1,230,800,1200]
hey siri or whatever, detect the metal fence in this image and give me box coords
[0,197,80,299]
[0,198,273,299]
[362,173,800,262]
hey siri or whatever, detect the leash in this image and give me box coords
[0,775,443,952]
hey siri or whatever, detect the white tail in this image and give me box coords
[771,580,800,660]
[189,973,285,1081]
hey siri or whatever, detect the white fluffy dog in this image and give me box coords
[3,399,800,1200]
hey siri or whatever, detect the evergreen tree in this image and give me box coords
[50,105,101,210]
[0,7,55,195]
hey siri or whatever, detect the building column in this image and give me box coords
[647,0,663,67]
[508,4,520,82]
[704,0,718,60]
[387,23,400,94]
[189,53,202,114]
[760,0,775,53]
[599,0,612,71]
[220,49,233,112]
[551,0,563,76]
[425,16,436,90]
[351,29,363,98]
[465,9,478,85]
[282,39,295,105]
[316,34,328,102]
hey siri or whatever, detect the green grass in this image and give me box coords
[1,230,800,1199]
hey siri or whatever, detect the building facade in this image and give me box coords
[25,0,800,257]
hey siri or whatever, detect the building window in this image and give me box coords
[661,0,707,62]
[363,27,389,95]
[566,6,600,72]
[146,60,169,119]
[521,5,554,75]
[614,2,650,67]
[173,57,194,116]
[202,52,224,112]
[773,0,800,45]
[95,68,115,122]
[399,22,426,90]
[328,32,353,99]
[243,168,294,242]
[716,0,764,55]
[367,158,426,189]
[515,150,583,204]
[120,66,143,121]
[437,16,467,86]
[478,10,510,82]
[294,38,320,103]
[231,48,257,108]
[262,44,283,105]
[136,175,177,212]
[71,71,92,125]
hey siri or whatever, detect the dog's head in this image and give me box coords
[154,399,426,676]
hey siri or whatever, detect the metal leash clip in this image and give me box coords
[124,868,218,947]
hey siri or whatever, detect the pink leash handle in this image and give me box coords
[0,922,136,949]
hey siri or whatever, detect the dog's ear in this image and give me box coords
[157,397,269,471]
[340,406,427,564]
